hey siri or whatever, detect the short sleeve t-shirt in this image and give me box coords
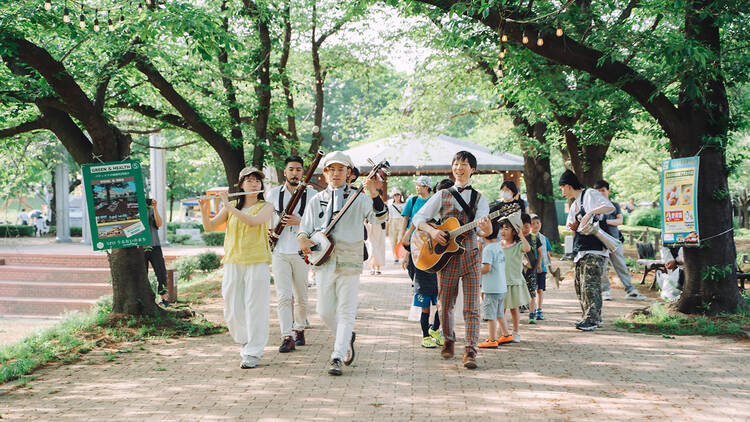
[600,201,622,239]
[502,241,525,287]
[401,195,429,229]
[481,242,507,294]
[538,233,552,272]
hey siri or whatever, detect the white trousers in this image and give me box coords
[316,270,360,360]
[271,252,309,337]
[600,243,636,294]
[222,263,270,359]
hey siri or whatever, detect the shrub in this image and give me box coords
[625,207,661,228]
[170,256,199,281]
[197,251,222,272]
[201,231,225,246]
[0,225,35,237]
[167,222,204,234]
[71,226,82,236]
[167,234,192,245]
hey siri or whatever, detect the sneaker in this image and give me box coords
[279,336,295,353]
[158,299,170,308]
[626,291,647,301]
[429,328,444,346]
[511,332,520,343]
[294,330,305,346]
[519,305,528,313]
[575,321,598,331]
[536,309,545,320]
[462,349,478,369]
[375,270,381,275]
[497,335,513,344]
[240,356,258,369]
[596,320,604,328]
[478,338,498,348]
[529,314,536,324]
[344,332,356,366]
[328,358,343,376]
[601,291,613,301]
[421,336,437,348]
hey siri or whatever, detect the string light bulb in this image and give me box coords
[44,0,52,11]
[556,24,563,37]
[536,31,543,46]
[500,48,506,59]
[146,0,152,5]
[79,13,85,28]
[501,31,508,42]
[108,11,114,30]
[93,9,100,32]
[137,3,143,13]
[63,1,70,23]
[521,30,529,44]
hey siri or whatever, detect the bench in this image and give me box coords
[635,242,665,290]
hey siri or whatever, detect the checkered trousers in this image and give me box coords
[436,189,481,351]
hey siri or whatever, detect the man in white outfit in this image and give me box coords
[297,151,387,376]
[267,155,317,353]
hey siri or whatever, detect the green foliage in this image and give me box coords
[166,222,204,234]
[614,303,750,337]
[0,225,34,237]
[70,226,82,237]
[170,256,199,281]
[201,231,225,246]
[625,208,662,229]
[713,189,730,200]
[167,234,191,245]
[700,264,734,282]
[196,251,222,272]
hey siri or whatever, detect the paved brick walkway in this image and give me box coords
[2,258,749,421]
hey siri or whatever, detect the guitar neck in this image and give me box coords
[322,186,364,236]
[448,204,519,238]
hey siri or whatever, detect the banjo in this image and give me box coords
[301,159,391,266]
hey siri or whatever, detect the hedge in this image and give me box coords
[625,208,661,229]
[0,225,35,237]
[167,222,204,234]
[201,231,225,246]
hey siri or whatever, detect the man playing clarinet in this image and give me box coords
[267,156,318,353]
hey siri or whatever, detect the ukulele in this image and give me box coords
[411,202,520,273]
[301,159,391,266]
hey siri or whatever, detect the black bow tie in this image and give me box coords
[456,185,472,193]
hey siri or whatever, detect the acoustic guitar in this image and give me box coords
[301,159,391,266]
[411,202,520,273]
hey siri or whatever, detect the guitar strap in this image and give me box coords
[449,187,478,222]
[323,186,349,228]
[277,187,308,217]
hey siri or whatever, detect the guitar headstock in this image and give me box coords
[494,202,521,218]
[366,159,391,181]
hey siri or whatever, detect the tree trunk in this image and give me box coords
[560,125,608,187]
[109,247,158,315]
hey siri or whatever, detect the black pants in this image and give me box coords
[145,246,168,295]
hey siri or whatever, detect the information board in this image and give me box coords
[661,156,699,247]
[82,160,151,251]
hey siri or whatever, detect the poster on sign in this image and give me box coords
[661,157,699,247]
[82,160,151,251]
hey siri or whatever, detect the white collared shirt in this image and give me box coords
[298,186,387,243]
[411,184,489,230]
[566,188,614,262]
[267,184,318,254]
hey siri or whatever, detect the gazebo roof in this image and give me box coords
[316,134,523,175]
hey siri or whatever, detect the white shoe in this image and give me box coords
[626,291,647,300]
[240,356,259,369]
[511,332,521,343]
[601,291,613,301]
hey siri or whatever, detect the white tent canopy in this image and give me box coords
[316,134,523,175]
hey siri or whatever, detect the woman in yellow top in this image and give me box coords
[199,167,273,369]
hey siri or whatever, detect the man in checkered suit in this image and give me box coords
[412,151,492,369]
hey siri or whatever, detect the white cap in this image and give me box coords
[322,151,354,169]
[415,176,432,189]
[390,188,402,196]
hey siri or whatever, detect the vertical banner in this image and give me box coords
[661,157,700,247]
[82,160,151,251]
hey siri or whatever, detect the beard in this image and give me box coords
[286,177,300,186]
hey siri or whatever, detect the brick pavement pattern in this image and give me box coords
[1,259,749,421]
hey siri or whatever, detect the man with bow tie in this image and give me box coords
[297,151,387,376]
[411,151,492,369]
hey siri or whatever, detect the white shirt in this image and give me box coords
[566,189,614,262]
[298,186,387,243]
[388,201,404,219]
[267,184,318,254]
[411,185,489,232]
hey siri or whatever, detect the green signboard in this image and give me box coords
[82,160,151,251]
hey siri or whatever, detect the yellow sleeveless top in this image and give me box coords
[221,201,271,265]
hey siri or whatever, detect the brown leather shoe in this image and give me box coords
[462,349,477,369]
[294,330,305,346]
[441,339,454,359]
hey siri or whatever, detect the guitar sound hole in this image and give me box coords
[435,243,447,255]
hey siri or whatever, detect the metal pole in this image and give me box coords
[150,133,168,244]
[55,158,72,243]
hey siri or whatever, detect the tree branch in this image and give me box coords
[112,101,192,131]
[0,117,47,139]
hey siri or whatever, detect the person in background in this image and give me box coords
[530,214,552,320]
[387,189,405,263]
[623,198,636,214]
[499,181,526,213]
[498,214,531,343]
[520,213,542,324]
[593,180,646,301]
[477,219,512,348]
[144,197,169,307]
[199,167,273,369]
[18,208,29,225]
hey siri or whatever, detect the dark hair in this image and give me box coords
[486,219,500,240]
[558,169,584,190]
[284,155,304,167]
[435,178,454,191]
[452,150,477,169]
[531,214,541,222]
[500,180,519,196]
[499,219,521,242]
[593,180,610,190]
[521,213,531,225]
[236,173,265,209]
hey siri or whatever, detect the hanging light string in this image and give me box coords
[43,0,158,28]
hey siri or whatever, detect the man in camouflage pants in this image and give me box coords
[559,170,614,331]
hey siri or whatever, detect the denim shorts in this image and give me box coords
[413,293,438,308]
[536,272,547,291]
[482,292,507,320]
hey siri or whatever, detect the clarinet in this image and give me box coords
[269,150,324,251]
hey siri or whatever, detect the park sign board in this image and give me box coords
[82,160,151,251]
[661,157,700,247]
